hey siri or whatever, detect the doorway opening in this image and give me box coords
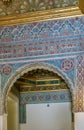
[4,65,73,130]
[7,92,19,130]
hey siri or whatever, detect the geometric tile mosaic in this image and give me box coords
[19,90,71,123]
[72,54,84,112]
[0,16,84,117]
[77,54,84,112]
[20,90,71,104]
[19,104,26,123]
[0,17,84,60]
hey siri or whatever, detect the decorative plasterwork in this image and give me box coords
[2,63,73,113]
[16,69,68,93]
[0,7,83,26]
[1,0,78,16]
[19,90,71,123]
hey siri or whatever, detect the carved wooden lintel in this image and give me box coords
[0,7,83,26]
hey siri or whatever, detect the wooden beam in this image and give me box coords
[0,7,83,26]
[79,0,84,13]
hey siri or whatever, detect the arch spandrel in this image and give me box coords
[2,63,74,113]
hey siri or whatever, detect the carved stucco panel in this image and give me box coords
[2,62,74,113]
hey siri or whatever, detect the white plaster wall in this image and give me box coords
[74,112,84,130]
[20,102,72,130]
[0,115,3,130]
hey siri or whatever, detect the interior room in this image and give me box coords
[0,0,84,130]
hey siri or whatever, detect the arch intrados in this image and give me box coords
[3,63,73,113]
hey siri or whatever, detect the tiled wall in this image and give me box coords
[19,90,71,123]
[0,16,84,115]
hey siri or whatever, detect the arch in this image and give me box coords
[2,62,74,113]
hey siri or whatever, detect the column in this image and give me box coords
[0,115,3,130]
[3,113,7,130]
[74,112,84,130]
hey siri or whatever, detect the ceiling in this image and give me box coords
[14,69,69,93]
[0,0,78,16]
[0,0,83,26]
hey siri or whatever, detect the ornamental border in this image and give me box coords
[2,62,73,113]
[0,7,82,26]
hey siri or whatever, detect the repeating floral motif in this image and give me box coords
[2,62,73,116]
[77,55,84,89]
[0,0,78,16]
[0,17,84,59]
[20,91,71,104]
[77,55,84,112]
[0,16,84,116]
[19,90,71,123]
[0,58,75,92]
[62,59,74,71]
[72,54,84,112]
[1,64,12,76]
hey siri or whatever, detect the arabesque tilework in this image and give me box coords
[0,17,84,59]
[0,58,75,91]
[19,90,71,123]
[77,55,84,112]
[0,16,84,117]
[72,54,84,112]
[20,91,71,104]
